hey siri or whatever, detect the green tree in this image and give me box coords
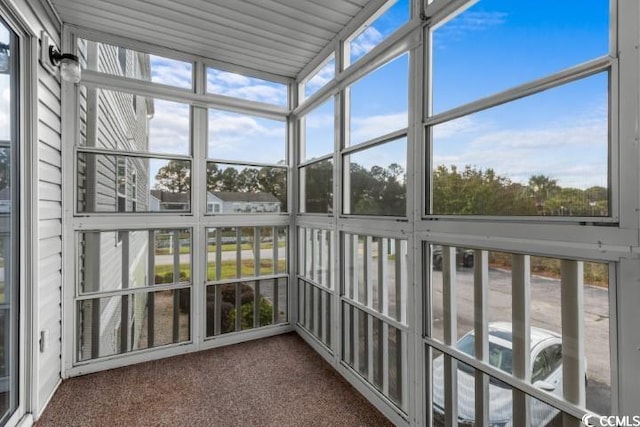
[154,160,190,192]
[302,160,333,213]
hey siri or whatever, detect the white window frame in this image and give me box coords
[61,25,294,378]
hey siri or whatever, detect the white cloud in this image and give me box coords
[306,112,333,129]
[148,100,190,155]
[207,70,287,106]
[150,56,192,89]
[207,112,285,163]
[434,10,507,47]
[432,116,477,139]
[433,115,608,189]
[213,70,251,86]
[350,112,407,144]
[350,26,384,59]
[305,59,335,95]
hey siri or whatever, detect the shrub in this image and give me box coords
[228,297,273,330]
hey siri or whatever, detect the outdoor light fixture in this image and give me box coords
[0,43,9,73]
[49,45,81,83]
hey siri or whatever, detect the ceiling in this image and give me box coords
[47,0,374,79]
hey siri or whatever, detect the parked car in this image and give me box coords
[432,245,474,270]
[432,322,566,427]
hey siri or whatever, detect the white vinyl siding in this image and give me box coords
[37,61,63,416]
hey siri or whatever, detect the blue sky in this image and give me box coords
[75,0,611,192]
[430,0,610,189]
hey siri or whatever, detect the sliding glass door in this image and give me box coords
[0,16,18,423]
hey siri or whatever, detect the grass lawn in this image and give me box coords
[156,241,286,255]
[155,259,287,283]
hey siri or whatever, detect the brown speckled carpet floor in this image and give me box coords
[36,333,393,427]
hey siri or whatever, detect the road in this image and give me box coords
[155,247,284,265]
[432,267,611,415]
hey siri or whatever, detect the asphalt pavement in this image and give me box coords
[432,267,611,415]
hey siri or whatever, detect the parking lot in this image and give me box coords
[431,266,611,415]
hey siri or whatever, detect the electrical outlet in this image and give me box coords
[39,329,50,353]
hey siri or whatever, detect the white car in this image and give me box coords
[432,322,565,427]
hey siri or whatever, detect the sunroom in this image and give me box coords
[0,0,637,425]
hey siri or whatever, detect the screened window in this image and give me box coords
[205,226,288,337]
[208,109,286,164]
[79,87,191,156]
[78,39,193,89]
[297,227,334,348]
[76,229,192,362]
[430,0,609,114]
[430,72,609,217]
[299,159,333,214]
[348,53,408,147]
[342,232,409,411]
[206,67,288,107]
[301,54,335,101]
[78,154,191,213]
[343,137,407,216]
[300,98,334,162]
[428,245,612,418]
[206,162,287,214]
[346,0,410,66]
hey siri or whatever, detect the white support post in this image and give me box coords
[344,302,352,365]
[474,250,489,427]
[561,260,585,427]
[383,321,390,395]
[380,238,388,316]
[512,254,531,427]
[368,314,375,383]
[365,236,373,307]
[313,286,320,336]
[352,234,360,302]
[353,306,361,372]
[442,246,458,427]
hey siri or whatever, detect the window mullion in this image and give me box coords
[512,254,531,427]
[474,250,489,427]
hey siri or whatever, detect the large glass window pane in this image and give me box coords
[206,162,287,213]
[0,20,17,421]
[342,303,406,409]
[431,73,608,217]
[206,226,287,282]
[583,262,611,415]
[297,279,332,347]
[344,138,406,216]
[343,233,408,322]
[78,229,191,294]
[300,159,333,214]
[431,0,609,114]
[347,0,410,66]
[298,227,332,289]
[302,54,335,101]
[206,67,287,107]
[429,244,475,344]
[205,279,288,337]
[208,110,286,164]
[301,98,334,161]
[78,39,193,89]
[348,54,408,147]
[79,87,190,156]
[77,154,191,213]
[76,288,191,362]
